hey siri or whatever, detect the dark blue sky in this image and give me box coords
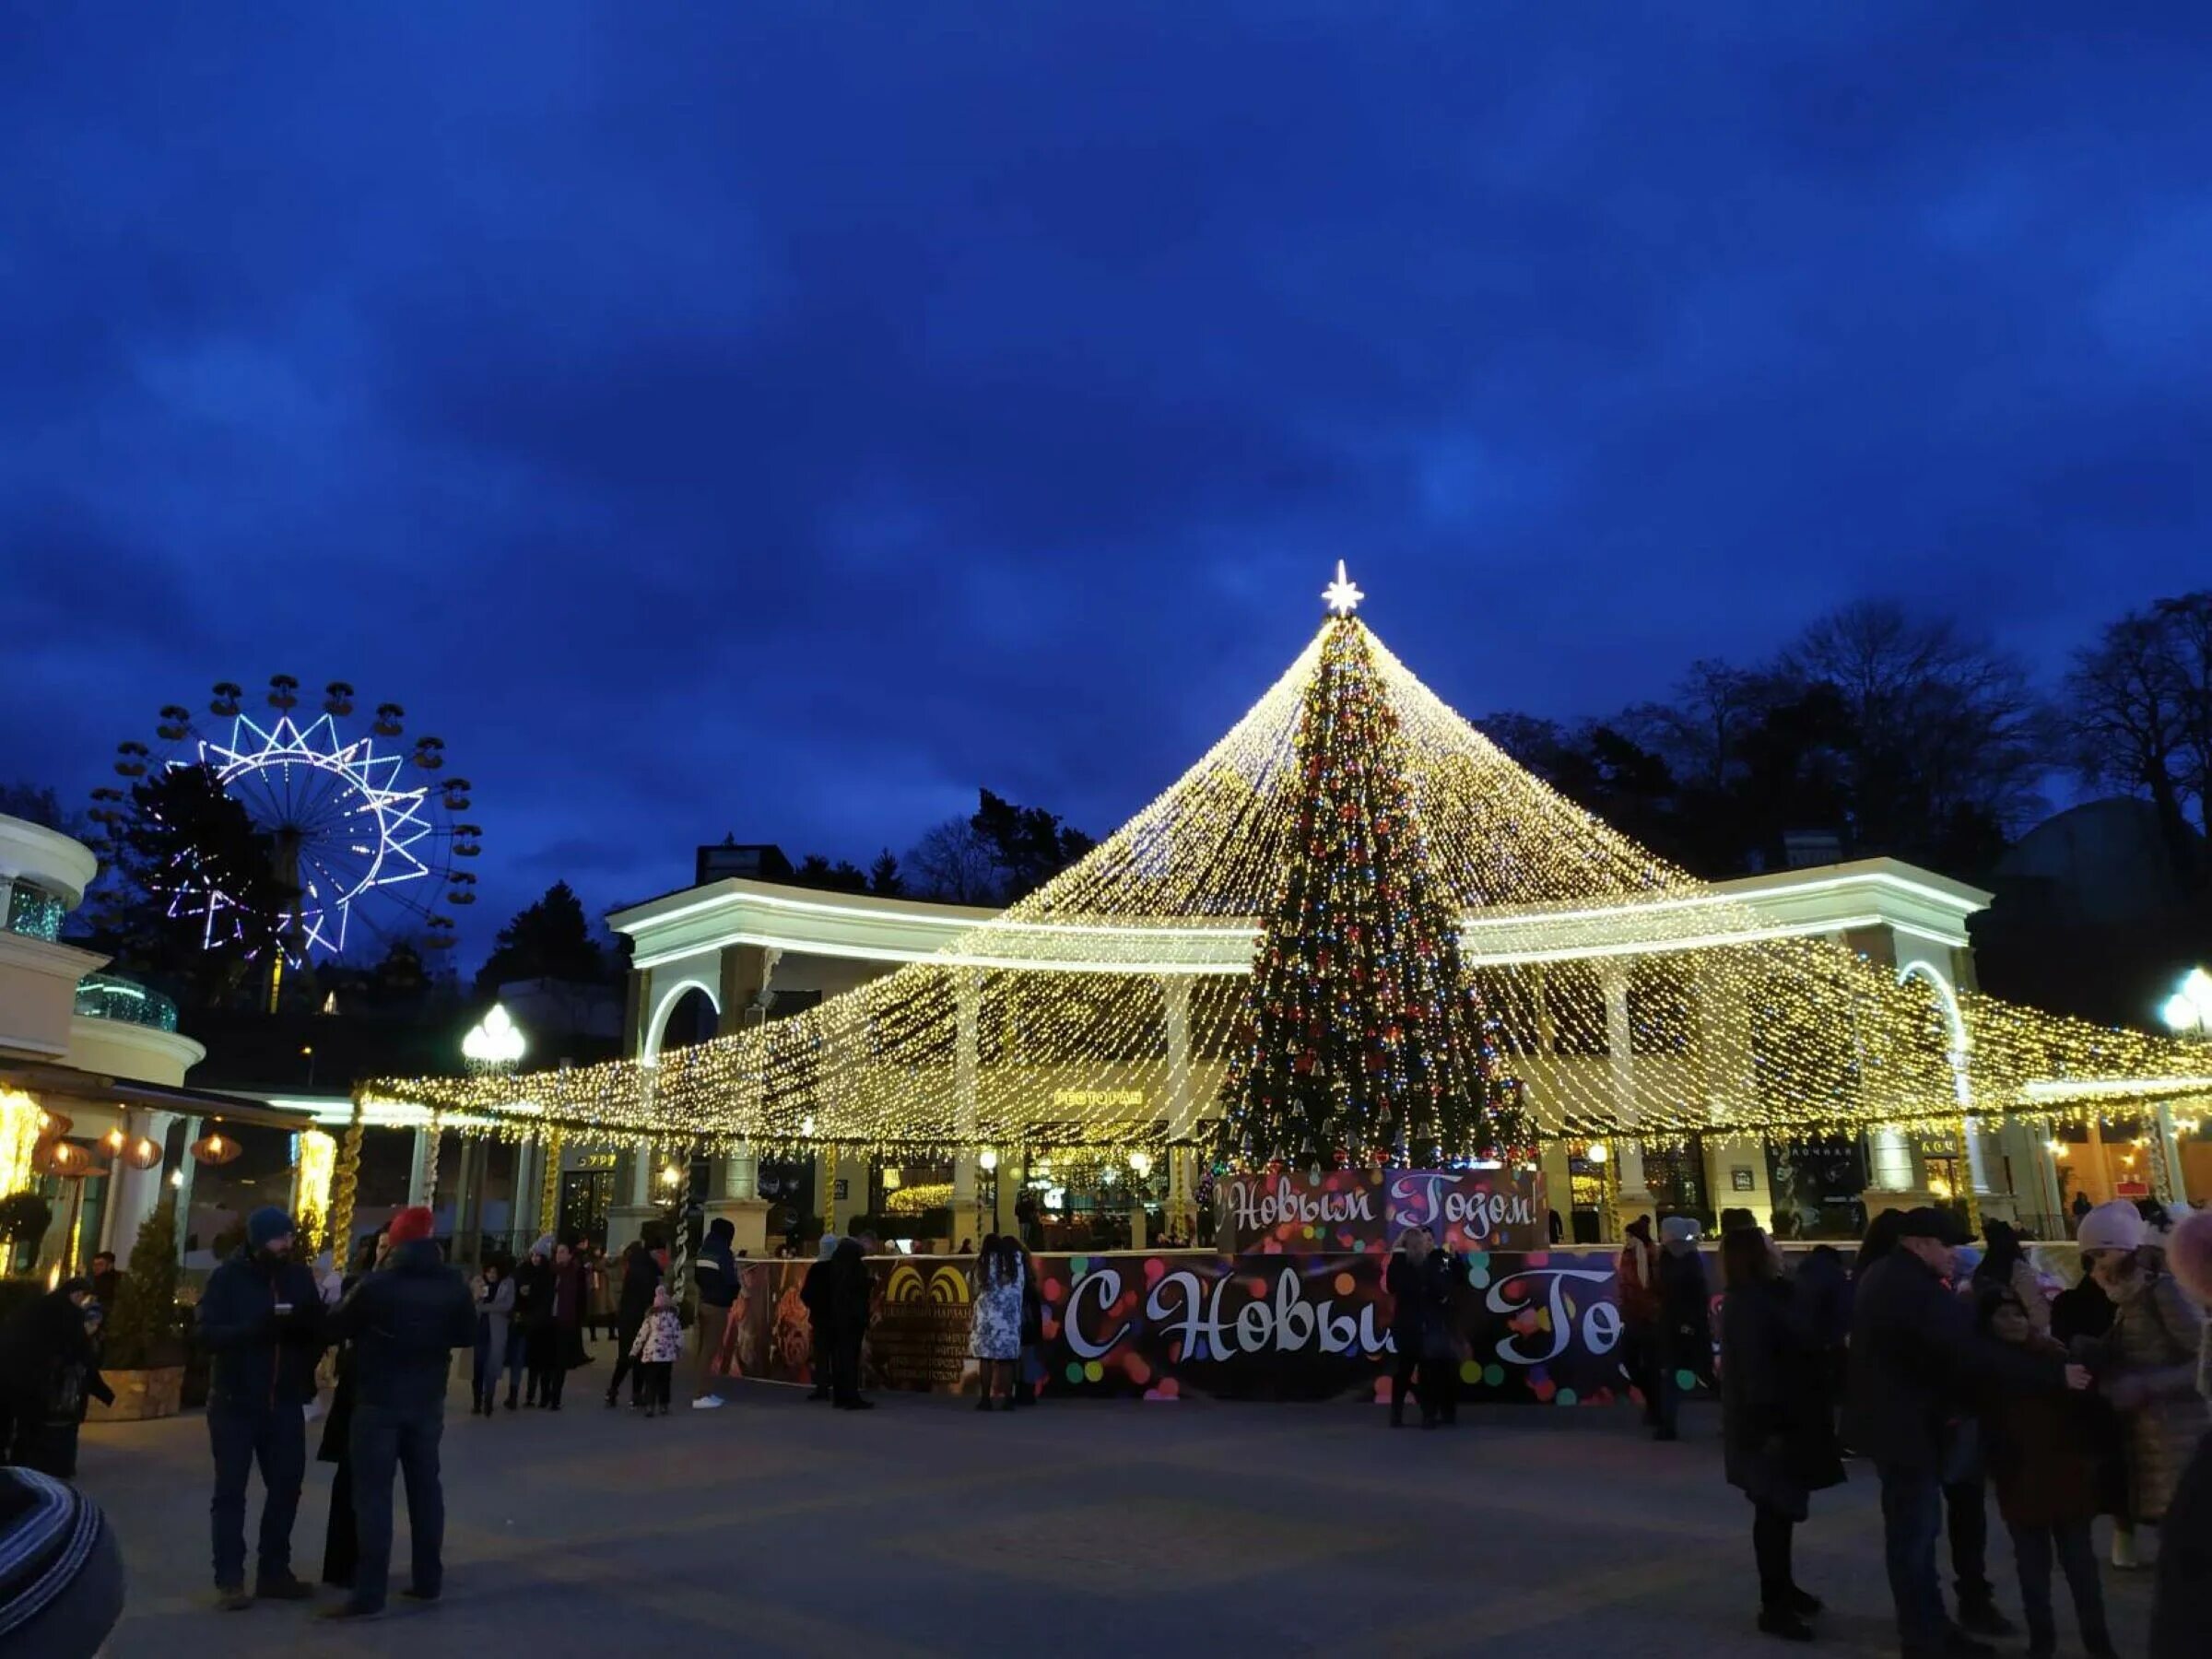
[5,5,2208,958]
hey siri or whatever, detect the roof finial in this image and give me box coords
[1322,559,1364,617]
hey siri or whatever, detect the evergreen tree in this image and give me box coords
[474,881,604,995]
[104,1197,183,1369]
[1218,618,1523,1167]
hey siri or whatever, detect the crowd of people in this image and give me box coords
[6,1180,2212,1653]
[1587,1196,2212,1657]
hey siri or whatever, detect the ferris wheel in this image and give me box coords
[89,677,482,964]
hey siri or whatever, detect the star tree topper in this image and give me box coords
[1322,559,1364,616]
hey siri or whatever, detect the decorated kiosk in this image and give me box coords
[363,566,2212,1407]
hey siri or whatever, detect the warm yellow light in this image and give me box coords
[169,1167,183,1188]
[978,1147,999,1172]
[880,1167,902,1191]
[1128,1149,1153,1178]
[0,1090,43,1195]
[660,1164,682,1189]
[360,614,2212,1163]
[1586,1141,1609,1165]
[2047,1140,2065,1158]
[294,1129,336,1246]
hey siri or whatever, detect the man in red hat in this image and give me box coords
[320,1206,474,1621]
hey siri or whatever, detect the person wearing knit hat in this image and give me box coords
[196,1205,326,1608]
[2149,1209,2212,1659]
[2076,1199,2147,1256]
[2079,1191,2207,1577]
[321,1202,475,1620]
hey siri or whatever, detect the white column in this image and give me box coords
[1162,977,1197,1230]
[2154,1104,2187,1206]
[1601,966,1650,1217]
[1867,1127,1916,1192]
[952,970,982,1241]
[512,1139,542,1241]
[104,1109,177,1259]
[173,1115,201,1264]
[406,1124,435,1207]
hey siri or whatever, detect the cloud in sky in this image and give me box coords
[4,2,2207,955]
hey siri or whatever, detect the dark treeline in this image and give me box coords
[1482,594,2212,889]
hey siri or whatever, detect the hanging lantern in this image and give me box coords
[191,1129,244,1167]
[33,1138,96,1178]
[36,1109,73,1142]
[98,1125,129,1163]
[123,1135,164,1171]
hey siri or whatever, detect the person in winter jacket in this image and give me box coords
[1974,1219,2050,1336]
[1974,1282,2116,1659]
[1718,1227,1841,1641]
[469,1258,515,1417]
[1652,1216,1710,1440]
[1013,1240,1044,1408]
[603,1236,664,1410]
[320,1206,476,1621]
[828,1235,874,1409]
[2077,1199,2208,1567]
[1847,1207,2087,1659]
[801,1234,840,1401]
[0,1280,111,1477]
[196,1206,325,1609]
[2149,1207,2212,1659]
[511,1237,555,1406]
[1385,1227,1429,1428]
[321,1227,387,1591]
[1616,1217,1667,1436]
[691,1217,739,1410]
[1417,1236,1461,1429]
[629,1285,685,1417]
[543,1240,589,1408]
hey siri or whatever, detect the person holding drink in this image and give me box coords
[196,1206,326,1611]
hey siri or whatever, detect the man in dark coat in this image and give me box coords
[800,1234,839,1401]
[196,1206,325,1609]
[828,1235,874,1410]
[1846,1207,2086,1659]
[0,1280,111,1477]
[602,1235,663,1410]
[87,1252,122,1312]
[1385,1228,1427,1428]
[320,1206,476,1621]
[691,1217,739,1410]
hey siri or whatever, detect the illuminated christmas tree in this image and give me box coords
[1218,564,1524,1168]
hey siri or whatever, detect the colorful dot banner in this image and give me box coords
[731,1243,1721,1408]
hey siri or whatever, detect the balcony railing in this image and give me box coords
[73,972,180,1033]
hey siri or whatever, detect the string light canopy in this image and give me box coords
[368,568,2212,1156]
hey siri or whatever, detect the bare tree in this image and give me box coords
[2065,591,2211,882]
[1627,659,1780,792]
[1784,600,2051,850]
[904,817,1000,905]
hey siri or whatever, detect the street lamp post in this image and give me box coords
[2158,968,2212,1206]
[456,1005,527,1258]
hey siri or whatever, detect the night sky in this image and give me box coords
[6,6,2207,960]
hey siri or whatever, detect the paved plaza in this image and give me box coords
[79,1383,2154,1659]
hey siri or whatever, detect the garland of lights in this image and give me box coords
[365,575,2212,1158]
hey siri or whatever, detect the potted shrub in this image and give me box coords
[89,1197,188,1422]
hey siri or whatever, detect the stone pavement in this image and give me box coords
[77,1384,2153,1659]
